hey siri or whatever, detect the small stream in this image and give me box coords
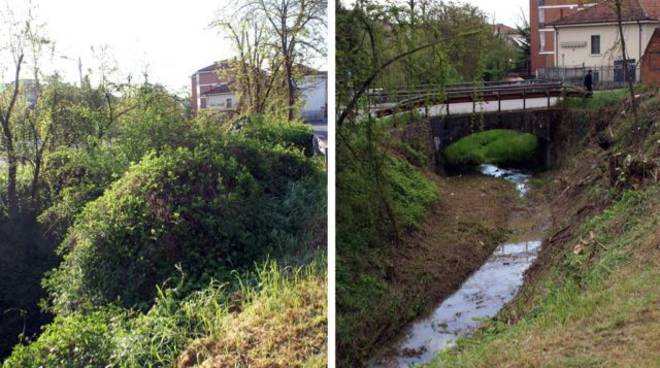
[369,164,543,368]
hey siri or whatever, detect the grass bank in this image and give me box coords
[561,88,627,110]
[337,117,516,366]
[425,87,660,367]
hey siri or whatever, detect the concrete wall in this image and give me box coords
[555,22,659,68]
[299,74,327,122]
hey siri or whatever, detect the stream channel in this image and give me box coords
[369,164,549,367]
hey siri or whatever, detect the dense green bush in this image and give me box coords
[337,121,438,252]
[2,309,124,368]
[38,145,131,240]
[239,115,315,155]
[2,114,326,365]
[43,136,323,314]
[444,129,538,166]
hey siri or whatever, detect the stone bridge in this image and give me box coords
[429,108,563,173]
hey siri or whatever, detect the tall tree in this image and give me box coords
[251,0,327,121]
[212,11,281,115]
[0,6,26,220]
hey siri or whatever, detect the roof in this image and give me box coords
[640,0,660,18]
[642,27,660,58]
[492,23,517,34]
[551,0,659,26]
[201,84,232,95]
[195,60,233,73]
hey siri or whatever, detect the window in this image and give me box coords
[591,35,601,54]
[538,0,544,5]
[540,32,546,52]
[226,98,233,109]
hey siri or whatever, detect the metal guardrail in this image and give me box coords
[537,65,639,90]
[367,80,582,117]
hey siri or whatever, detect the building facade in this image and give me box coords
[530,0,596,74]
[191,62,327,123]
[190,61,236,114]
[299,72,328,124]
[553,0,658,64]
[531,0,660,85]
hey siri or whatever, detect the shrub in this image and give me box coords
[44,139,322,314]
[2,308,125,368]
[240,116,315,156]
[38,145,131,240]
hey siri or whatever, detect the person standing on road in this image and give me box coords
[583,70,593,98]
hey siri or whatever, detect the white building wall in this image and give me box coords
[555,22,658,67]
[206,92,237,111]
[299,75,327,121]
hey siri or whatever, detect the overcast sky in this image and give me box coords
[2,0,524,93]
[1,0,327,94]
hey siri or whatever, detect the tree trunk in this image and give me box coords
[30,154,42,212]
[615,0,638,124]
[1,54,24,220]
[285,55,296,121]
[5,143,19,220]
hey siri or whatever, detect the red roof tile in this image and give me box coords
[552,0,658,26]
[639,0,660,18]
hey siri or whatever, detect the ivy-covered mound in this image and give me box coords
[3,122,327,367]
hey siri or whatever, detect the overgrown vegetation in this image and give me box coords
[0,1,326,364]
[336,0,523,365]
[561,88,628,110]
[5,261,327,368]
[426,88,660,367]
[444,129,538,167]
[337,117,439,365]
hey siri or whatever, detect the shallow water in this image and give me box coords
[369,166,541,368]
[479,164,530,196]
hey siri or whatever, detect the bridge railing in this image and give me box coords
[366,80,561,104]
[368,80,582,117]
[537,64,639,90]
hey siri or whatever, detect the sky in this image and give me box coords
[1,0,327,94]
[1,0,524,94]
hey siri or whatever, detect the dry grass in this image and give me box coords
[177,265,327,368]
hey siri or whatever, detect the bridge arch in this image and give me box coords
[429,109,562,173]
